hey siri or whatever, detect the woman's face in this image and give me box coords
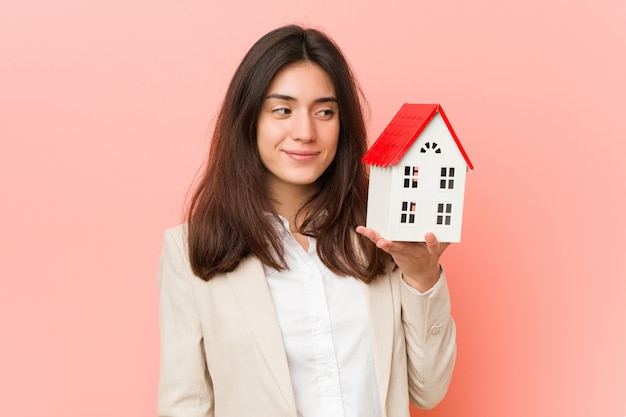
[256,61,340,196]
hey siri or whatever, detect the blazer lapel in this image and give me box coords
[365,271,395,409]
[226,256,296,413]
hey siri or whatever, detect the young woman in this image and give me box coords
[158,24,456,417]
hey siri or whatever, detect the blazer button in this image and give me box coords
[429,324,442,335]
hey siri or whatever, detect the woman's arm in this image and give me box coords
[158,227,214,417]
[356,226,457,408]
[400,272,456,409]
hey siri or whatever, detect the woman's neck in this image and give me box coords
[270,185,315,252]
[266,178,318,231]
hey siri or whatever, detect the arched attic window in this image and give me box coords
[420,142,441,154]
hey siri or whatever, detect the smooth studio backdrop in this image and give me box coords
[1,0,625,416]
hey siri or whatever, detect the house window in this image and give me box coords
[403,166,419,188]
[420,142,441,154]
[400,201,417,224]
[436,203,452,225]
[439,167,455,189]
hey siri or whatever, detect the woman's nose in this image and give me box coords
[291,114,316,142]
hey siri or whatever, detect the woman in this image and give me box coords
[158,24,456,417]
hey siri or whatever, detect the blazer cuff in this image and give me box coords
[401,267,444,296]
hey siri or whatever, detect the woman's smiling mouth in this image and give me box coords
[283,150,319,161]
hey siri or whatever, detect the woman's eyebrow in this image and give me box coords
[265,93,296,101]
[315,96,338,103]
[265,93,338,103]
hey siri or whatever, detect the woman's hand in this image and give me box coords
[356,226,450,293]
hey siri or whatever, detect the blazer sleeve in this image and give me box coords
[157,227,214,417]
[400,269,457,409]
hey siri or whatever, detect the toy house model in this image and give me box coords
[363,103,473,242]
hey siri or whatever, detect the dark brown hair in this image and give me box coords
[186,24,390,282]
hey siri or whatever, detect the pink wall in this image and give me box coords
[1,0,624,416]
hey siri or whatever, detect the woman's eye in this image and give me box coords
[317,109,335,118]
[273,108,291,116]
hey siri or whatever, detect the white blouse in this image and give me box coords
[263,216,384,417]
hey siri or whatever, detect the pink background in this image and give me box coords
[2,0,625,416]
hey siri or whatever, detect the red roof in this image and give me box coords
[362,103,474,170]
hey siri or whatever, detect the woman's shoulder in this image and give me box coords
[160,223,190,261]
[163,222,187,241]
[160,222,263,282]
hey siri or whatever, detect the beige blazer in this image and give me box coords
[158,225,456,417]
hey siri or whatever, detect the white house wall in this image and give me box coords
[365,165,393,234]
[388,113,468,242]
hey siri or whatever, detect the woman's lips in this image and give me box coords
[284,150,319,162]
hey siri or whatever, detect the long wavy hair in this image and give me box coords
[186,24,390,282]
